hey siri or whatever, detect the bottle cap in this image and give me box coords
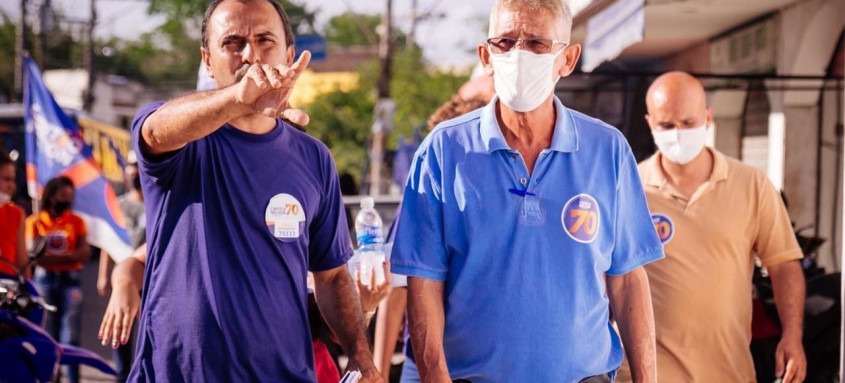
[361,197,375,209]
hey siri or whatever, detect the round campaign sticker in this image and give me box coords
[265,193,306,241]
[561,194,600,244]
[45,231,69,253]
[652,213,674,245]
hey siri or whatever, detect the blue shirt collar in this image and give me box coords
[479,95,579,154]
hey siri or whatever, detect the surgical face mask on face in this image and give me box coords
[53,200,72,215]
[490,48,563,112]
[651,124,708,165]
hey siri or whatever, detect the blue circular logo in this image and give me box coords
[561,194,600,243]
[652,213,674,245]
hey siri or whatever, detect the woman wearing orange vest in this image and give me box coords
[0,149,25,278]
[26,175,90,383]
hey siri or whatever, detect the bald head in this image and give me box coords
[645,71,711,131]
[647,71,706,112]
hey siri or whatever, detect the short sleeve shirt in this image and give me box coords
[0,202,25,275]
[118,195,146,249]
[391,96,664,382]
[25,210,87,272]
[630,149,802,382]
[129,102,352,383]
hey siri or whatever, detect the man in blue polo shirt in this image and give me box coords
[391,0,664,382]
[128,0,381,382]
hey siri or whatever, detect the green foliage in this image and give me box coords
[0,10,88,101]
[304,85,375,183]
[147,0,316,35]
[122,0,315,88]
[0,13,17,101]
[323,11,407,48]
[71,17,201,89]
[302,12,467,182]
[385,48,468,147]
[305,45,469,184]
[324,12,381,47]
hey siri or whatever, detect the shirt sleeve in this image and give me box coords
[754,173,803,267]
[390,137,449,281]
[307,146,353,272]
[607,145,665,276]
[73,214,88,237]
[24,216,37,240]
[131,101,191,187]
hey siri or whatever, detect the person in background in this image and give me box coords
[0,149,26,278]
[97,160,145,382]
[27,175,90,383]
[616,71,806,383]
[373,94,490,383]
[391,0,663,380]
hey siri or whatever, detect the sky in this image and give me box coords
[0,0,503,70]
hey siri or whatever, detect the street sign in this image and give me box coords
[295,34,327,62]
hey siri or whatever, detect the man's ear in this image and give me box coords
[477,43,494,75]
[556,43,582,78]
[200,47,214,79]
[287,46,296,65]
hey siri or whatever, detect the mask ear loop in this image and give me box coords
[551,47,566,83]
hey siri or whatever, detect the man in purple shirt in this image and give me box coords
[127,1,381,381]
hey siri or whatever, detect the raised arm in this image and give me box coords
[407,277,450,383]
[607,267,657,383]
[141,51,311,155]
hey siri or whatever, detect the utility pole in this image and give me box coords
[82,0,97,112]
[369,0,394,196]
[35,0,53,67]
[14,0,28,102]
[407,0,417,49]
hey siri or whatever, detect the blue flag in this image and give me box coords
[107,137,127,172]
[24,57,133,261]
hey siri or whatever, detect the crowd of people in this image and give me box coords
[0,0,812,382]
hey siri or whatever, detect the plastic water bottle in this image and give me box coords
[351,197,385,287]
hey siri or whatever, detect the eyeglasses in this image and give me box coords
[486,37,568,55]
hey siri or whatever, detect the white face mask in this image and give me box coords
[0,192,10,204]
[490,49,563,112]
[652,124,707,165]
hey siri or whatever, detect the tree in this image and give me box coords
[146,0,317,35]
[324,12,381,47]
[0,10,89,101]
[302,12,468,185]
[305,43,468,184]
[304,85,375,183]
[0,13,17,101]
[324,11,407,48]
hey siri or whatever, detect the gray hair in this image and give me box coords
[490,0,573,37]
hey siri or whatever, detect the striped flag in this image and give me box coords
[24,57,132,261]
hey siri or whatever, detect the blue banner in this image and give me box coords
[24,57,133,261]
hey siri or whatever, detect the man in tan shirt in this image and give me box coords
[619,71,807,383]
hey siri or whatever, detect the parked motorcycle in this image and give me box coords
[752,225,841,383]
[0,238,116,382]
